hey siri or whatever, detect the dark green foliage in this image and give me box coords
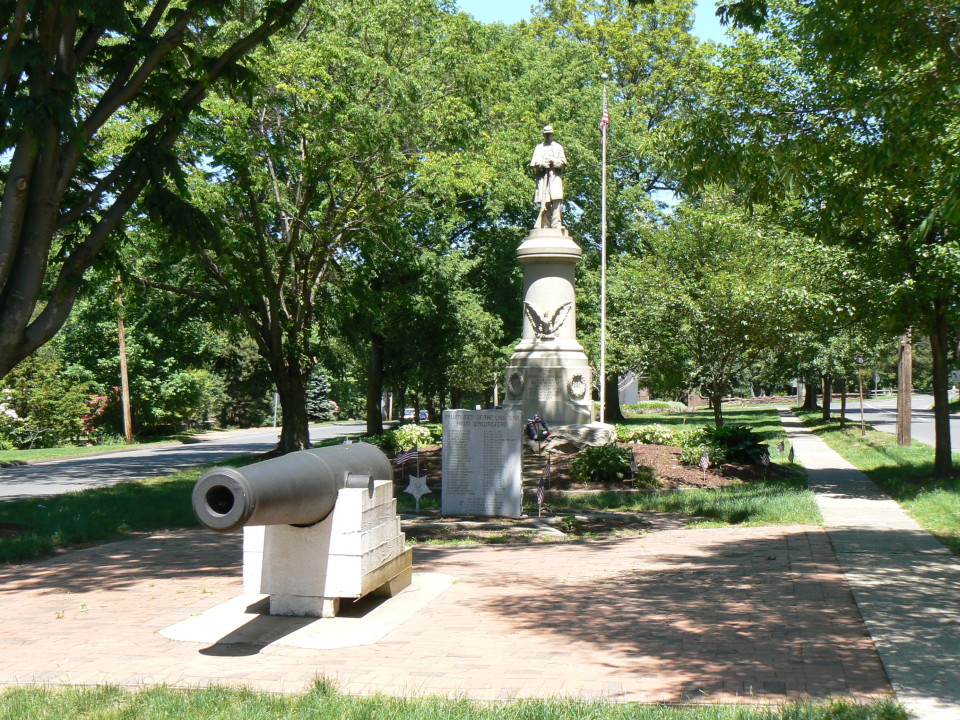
[306,369,337,422]
[704,424,768,464]
[1,352,90,449]
[570,445,634,483]
[213,336,273,428]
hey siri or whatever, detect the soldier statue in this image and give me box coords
[530,124,567,229]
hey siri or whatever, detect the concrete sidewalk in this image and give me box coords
[780,411,960,720]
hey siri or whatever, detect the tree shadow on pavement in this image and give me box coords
[417,528,891,702]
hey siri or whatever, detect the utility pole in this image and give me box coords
[116,277,133,444]
[856,354,866,437]
[897,332,912,446]
[599,72,609,423]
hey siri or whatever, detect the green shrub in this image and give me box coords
[622,400,687,414]
[673,425,712,449]
[705,424,767,464]
[365,431,398,453]
[570,444,634,483]
[678,443,727,468]
[633,424,675,445]
[615,424,634,442]
[392,424,433,450]
[426,423,443,445]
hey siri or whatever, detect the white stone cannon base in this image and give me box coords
[241,479,412,618]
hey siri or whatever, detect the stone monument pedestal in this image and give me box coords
[243,480,412,618]
[503,228,593,426]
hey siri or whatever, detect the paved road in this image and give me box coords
[841,394,960,449]
[0,423,367,502]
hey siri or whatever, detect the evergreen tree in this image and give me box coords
[306,370,337,423]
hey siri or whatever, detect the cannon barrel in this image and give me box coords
[192,442,392,533]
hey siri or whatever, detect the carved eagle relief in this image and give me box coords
[523,301,572,341]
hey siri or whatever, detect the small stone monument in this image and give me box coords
[503,125,593,426]
[441,409,522,517]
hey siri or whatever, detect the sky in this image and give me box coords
[454,1,729,44]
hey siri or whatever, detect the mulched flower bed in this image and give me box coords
[388,441,792,545]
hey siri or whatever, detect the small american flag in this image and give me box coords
[699,450,709,471]
[760,451,770,467]
[630,449,638,475]
[599,98,610,147]
[536,477,546,506]
[777,440,785,454]
[788,446,795,463]
[541,456,552,483]
[395,447,418,466]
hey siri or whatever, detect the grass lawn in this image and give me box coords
[0,435,355,565]
[0,684,905,720]
[0,461,224,564]
[555,482,820,527]
[0,430,209,466]
[795,410,960,554]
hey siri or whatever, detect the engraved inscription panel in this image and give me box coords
[441,410,522,518]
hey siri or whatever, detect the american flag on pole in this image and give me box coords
[536,476,546,506]
[541,456,552,485]
[777,440,785,454]
[760,451,770,467]
[599,97,610,147]
[699,450,710,471]
[788,446,795,463]
[395,446,418,466]
[630,449,638,476]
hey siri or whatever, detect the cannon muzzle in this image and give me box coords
[192,442,392,532]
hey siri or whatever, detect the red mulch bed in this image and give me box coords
[389,442,791,497]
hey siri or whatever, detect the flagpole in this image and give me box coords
[599,73,609,424]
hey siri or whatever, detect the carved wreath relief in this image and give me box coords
[567,373,587,400]
[523,301,572,341]
[508,371,524,397]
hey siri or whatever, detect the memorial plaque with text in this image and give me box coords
[441,409,522,517]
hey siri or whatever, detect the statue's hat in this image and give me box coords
[542,124,554,134]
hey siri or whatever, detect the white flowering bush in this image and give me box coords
[0,389,22,450]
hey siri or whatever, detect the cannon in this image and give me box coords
[191,442,412,618]
[192,442,392,532]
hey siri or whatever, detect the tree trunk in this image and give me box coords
[276,368,310,453]
[709,387,725,427]
[930,302,954,478]
[802,378,817,410]
[897,332,913,446]
[821,375,832,421]
[840,380,847,430]
[603,373,625,423]
[365,331,385,436]
[396,385,407,421]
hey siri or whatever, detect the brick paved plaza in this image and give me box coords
[0,523,889,703]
